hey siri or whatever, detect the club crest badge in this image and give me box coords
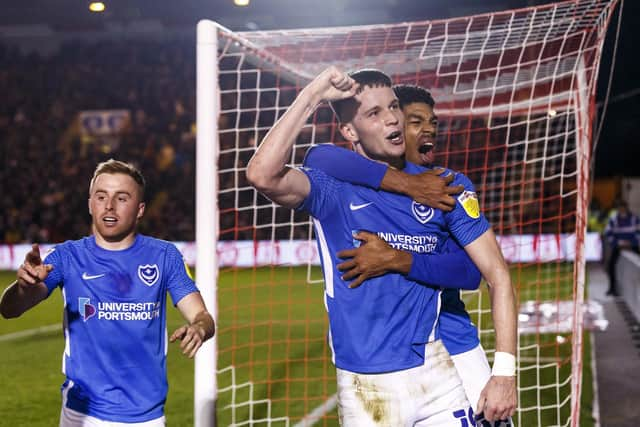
[79,297,96,322]
[458,190,480,219]
[138,264,160,287]
[412,201,434,224]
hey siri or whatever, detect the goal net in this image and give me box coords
[196,1,619,425]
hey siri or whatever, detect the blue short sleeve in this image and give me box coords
[165,244,199,306]
[296,167,342,220]
[445,172,491,246]
[42,245,64,296]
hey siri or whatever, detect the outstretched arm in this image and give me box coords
[247,67,359,209]
[171,292,216,358]
[464,229,517,422]
[304,143,463,210]
[0,244,52,319]
[336,231,480,290]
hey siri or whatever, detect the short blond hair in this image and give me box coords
[89,159,146,200]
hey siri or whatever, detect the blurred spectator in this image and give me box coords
[604,199,640,296]
[588,198,608,233]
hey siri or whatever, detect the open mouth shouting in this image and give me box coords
[417,137,436,165]
[418,143,434,154]
[386,130,403,145]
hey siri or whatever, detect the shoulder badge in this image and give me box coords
[457,190,480,219]
[183,260,194,280]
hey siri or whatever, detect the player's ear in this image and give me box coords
[339,122,358,143]
[88,198,92,216]
[137,202,145,220]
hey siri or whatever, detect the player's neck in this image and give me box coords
[387,156,405,170]
[354,146,405,170]
[94,232,138,251]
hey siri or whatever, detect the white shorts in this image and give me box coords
[59,406,165,427]
[336,340,471,427]
[451,344,492,412]
[451,345,514,427]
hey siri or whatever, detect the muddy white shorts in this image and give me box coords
[336,340,473,427]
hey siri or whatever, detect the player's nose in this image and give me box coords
[422,122,436,136]
[383,108,399,125]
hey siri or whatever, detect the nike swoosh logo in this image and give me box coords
[82,273,105,280]
[349,202,373,211]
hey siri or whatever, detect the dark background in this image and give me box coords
[0,0,636,179]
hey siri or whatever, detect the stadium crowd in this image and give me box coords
[0,39,198,243]
[1,38,573,245]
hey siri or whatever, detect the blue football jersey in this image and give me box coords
[42,234,198,422]
[303,144,486,357]
[298,162,489,374]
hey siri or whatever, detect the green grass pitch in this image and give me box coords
[0,267,595,426]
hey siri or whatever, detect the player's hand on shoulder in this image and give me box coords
[17,244,53,288]
[476,375,517,423]
[307,66,359,103]
[407,167,464,211]
[170,323,207,359]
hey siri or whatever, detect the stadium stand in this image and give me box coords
[0,39,197,243]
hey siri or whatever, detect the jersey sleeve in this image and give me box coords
[296,167,342,220]
[406,238,481,290]
[303,144,387,189]
[445,172,491,246]
[42,246,64,296]
[164,244,199,306]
